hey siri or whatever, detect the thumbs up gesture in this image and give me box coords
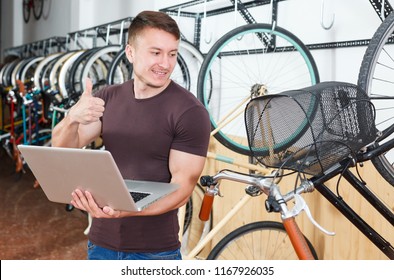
[69,78,105,125]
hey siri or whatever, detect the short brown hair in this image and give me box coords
[127,11,180,44]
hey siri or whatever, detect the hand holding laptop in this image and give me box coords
[71,188,122,218]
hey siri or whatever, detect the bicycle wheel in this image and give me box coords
[22,0,31,23]
[68,48,97,96]
[80,45,122,92]
[181,184,212,257]
[2,59,22,87]
[57,50,86,98]
[197,23,320,156]
[11,57,35,87]
[48,51,78,94]
[19,56,44,85]
[207,221,318,260]
[177,40,204,97]
[358,12,394,187]
[32,0,43,20]
[33,52,62,91]
[106,49,132,85]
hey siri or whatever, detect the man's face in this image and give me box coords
[126,27,179,89]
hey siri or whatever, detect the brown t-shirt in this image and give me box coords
[88,80,211,252]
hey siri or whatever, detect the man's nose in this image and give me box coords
[158,54,171,68]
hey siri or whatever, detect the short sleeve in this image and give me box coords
[171,105,211,157]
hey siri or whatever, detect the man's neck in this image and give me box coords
[133,79,171,99]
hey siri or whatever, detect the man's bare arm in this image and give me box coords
[51,79,104,148]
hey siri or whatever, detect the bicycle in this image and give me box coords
[357,10,394,187]
[23,0,43,23]
[196,81,393,260]
[177,20,321,256]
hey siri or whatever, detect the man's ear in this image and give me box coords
[125,44,133,63]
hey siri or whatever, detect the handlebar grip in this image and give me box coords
[199,191,214,221]
[200,175,213,186]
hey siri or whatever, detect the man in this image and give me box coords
[51,10,211,260]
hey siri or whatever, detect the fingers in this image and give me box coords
[83,98,105,123]
[83,78,93,97]
[69,78,105,125]
[103,206,121,218]
[82,78,105,114]
[71,189,115,218]
[71,189,121,218]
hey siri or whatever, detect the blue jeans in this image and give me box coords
[87,240,182,260]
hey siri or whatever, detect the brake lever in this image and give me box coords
[288,194,335,236]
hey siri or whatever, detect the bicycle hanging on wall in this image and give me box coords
[23,0,43,23]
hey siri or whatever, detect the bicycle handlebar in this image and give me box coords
[199,169,334,237]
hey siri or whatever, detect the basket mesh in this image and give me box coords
[245,81,377,176]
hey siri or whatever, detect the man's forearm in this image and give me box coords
[51,116,81,148]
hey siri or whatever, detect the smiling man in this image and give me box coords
[51,11,211,260]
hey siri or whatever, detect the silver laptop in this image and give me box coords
[17,145,179,212]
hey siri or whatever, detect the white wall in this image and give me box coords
[0,0,389,83]
[0,0,155,58]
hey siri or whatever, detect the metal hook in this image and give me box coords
[105,24,111,46]
[177,6,181,24]
[321,0,335,30]
[74,33,78,50]
[234,1,243,41]
[119,20,125,45]
[203,0,212,44]
[381,0,386,20]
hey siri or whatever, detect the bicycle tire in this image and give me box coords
[11,58,35,87]
[207,221,318,260]
[197,23,320,156]
[32,0,43,20]
[20,56,44,85]
[106,49,132,85]
[2,59,22,87]
[67,48,97,96]
[22,0,31,23]
[39,53,67,93]
[33,52,62,91]
[57,50,86,98]
[80,45,122,92]
[358,12,394,187]
[48,51,78,92]
[181,184,213,257]
[177,39,204,97]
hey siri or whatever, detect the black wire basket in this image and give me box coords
[245,81,378,176]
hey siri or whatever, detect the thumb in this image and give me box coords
[82,78,93,96]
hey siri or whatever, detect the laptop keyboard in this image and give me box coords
[129,191,151,202]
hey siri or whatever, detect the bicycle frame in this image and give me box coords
[308,141,394,259]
